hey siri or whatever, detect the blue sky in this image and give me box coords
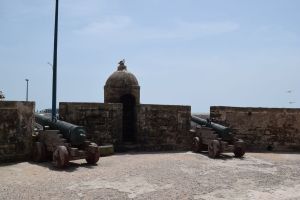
[0,0,299,112]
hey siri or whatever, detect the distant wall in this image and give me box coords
[210,106,300,151]
[0,101,34,162]
[59,102,123,146]
[137,104,191,151]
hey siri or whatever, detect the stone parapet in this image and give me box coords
[210,106,300,151]
[0,101,35,162]
[59,102,123,146]
[137,104,191,151]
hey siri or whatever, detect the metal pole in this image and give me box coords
[25,79,29,101]
[52,0,59,122]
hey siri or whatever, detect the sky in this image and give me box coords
[0,0,299,112]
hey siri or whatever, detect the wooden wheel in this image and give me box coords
[234,140,246,158]
[32,142,46,162]
[208,140,221,158]
[86,143,100,164]
[53,146,69,168]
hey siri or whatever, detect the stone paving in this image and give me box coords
[0,152,300,200]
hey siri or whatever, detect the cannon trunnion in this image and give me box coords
[33,114,100,168]
[191,115,245,158]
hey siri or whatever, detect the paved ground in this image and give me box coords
[0,152,300,200]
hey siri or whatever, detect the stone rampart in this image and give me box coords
[59,102,123,146]
[137,104,191,151]
[210,106,300,151]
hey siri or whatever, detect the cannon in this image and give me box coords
[35,113,86,146]
[191,115,245,158]
[32,113,100,168]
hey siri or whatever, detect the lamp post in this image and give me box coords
[0,91,4,100]
[52,0,59,122]
[25,79,29,101]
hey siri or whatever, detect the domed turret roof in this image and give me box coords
[105,60,139,88]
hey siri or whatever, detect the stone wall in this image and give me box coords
[210,106,300,151]
[137,104,191,151]
[59,102,123,146]
[60,102,192,151]
[0,101,35,162]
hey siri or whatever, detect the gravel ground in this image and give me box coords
[0,152,300,200]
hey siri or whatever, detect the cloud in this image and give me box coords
[144,21,239,40]
[75,16,132,35]
[61,0,114,18]
[74,16,239,41]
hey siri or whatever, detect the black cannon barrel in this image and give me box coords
[191,115,230,134]
[35,113,86,146]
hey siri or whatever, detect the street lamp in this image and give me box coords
[25,79,29,101]
[0,91,5,100]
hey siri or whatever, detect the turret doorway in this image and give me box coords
[120,94,136,143]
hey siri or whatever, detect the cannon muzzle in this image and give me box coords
[191,115,230,135]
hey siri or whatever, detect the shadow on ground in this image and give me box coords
[0,159,98,172]
[28,160,99,172]
[1,150,298,169]
[115,150,188,156]
[195,151,246,160]
[114,150,246,160]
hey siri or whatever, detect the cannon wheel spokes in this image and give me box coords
[208,140,221,158]
[32,142,46,162]
[86,143,100,164]
[234,139,246,158]
[53,146,69,168]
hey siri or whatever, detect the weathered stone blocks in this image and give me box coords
[137,104,191,151]
[0,101,35,162]
[210,106,300,151]
[59,102,123,146]
[59,102,192,151]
